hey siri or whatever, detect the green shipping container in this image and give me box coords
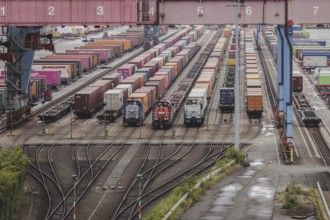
[318,72,330,85]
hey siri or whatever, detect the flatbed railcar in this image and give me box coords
[293,92,321,127]
[38,97,74,124]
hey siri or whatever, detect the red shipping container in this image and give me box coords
[74,87,102,117]
[88,80,114,102]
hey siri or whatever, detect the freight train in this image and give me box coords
[97,26,205,126]
[183,31,229,126]
[245,29,263,118]
[2,26,159,127]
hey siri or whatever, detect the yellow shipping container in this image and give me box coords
[89,40,132,51]
[228,59,236,65]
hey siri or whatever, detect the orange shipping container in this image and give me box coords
[89,40,131,52]
[246,88,263,115]
[129,92,150,113]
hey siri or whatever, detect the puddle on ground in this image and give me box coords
[247,178,275,202]
[265,132,273,136]
[246,205,273,219]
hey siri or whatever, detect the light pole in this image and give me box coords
[70,106,73,139]
[137,174,143,220]
[139,110,142,139]
[42,99,46,135]
[72,174,78,220]
[9,100,13,136]
[104,113,108,138]
[227,3,245,149]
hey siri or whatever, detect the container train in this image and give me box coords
[2,26,160,126]
[183,30,229,127]
[95,26,205,126]
[151,27,228,128]
[262,26,321,127]
[245,29,263,118]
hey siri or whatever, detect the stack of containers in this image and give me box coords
[128,92,152,114]
[135,87,157,107]
[31,69,61,90]
[88,80,114,102]
[102,72,121,87]
[245,29,263,117]
[145,77,166,98]
[114,84,133,101]
[121,75,142,92]
[116,26,203,119]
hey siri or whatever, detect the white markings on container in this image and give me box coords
[96,6,104,16]
[149,7,155,16]
[313,6,319,15]
[197,6,203,16]
[246,6,252,16]
[48,6,55,16]
[0,6,5,16]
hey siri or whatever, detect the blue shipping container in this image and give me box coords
[219,88,235,113]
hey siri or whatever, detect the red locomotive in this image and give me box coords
[152,99,173,129]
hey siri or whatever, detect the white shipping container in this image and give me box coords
[303,56,327,68]
[104,90,123,112]
[188,88,208,108]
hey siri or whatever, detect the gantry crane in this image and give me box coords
[0,27,54,126]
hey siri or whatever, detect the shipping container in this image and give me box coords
[104,89,124,112]
[88,80,114,102]
[74,87,103,118]
[114,84,133,101]
[117,63,136,79]
[31,70,61,89]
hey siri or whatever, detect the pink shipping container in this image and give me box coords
[66,49,108,63]
[31,70,61,89]
[117,63,136,79]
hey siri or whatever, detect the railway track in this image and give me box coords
[0,31,178,133]
[258,28,330,165]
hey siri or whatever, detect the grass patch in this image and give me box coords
[276,183,328,220]
[144,147,244,220]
